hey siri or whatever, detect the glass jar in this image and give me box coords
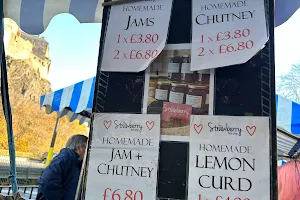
[196,70,210,85]
[149,78,158,98]
[185,84,209,114]
[181,55,197,83]
[169,82,187,104]
[155,80,171,101]
[167,57,181,82]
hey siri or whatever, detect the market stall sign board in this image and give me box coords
[85,114,161,200]
[188,115,270,200]
[191,0,268,71]
[101,0,173,72]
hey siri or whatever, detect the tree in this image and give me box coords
[0,95,88,159]
[277,63,300,103]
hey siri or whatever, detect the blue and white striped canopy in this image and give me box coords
[276,94,300,134]
[277,160,287,167]
[275,0,300,27]
[40,77,95,124]
[4,0,300,34]
[5,0,104,35]
[276,94,300,158]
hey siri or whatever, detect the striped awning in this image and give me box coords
[4,0,300,34]
[276,94,300,158]
[275,0,300,27]
[277,128,300,158]
[4,0,104,35]
[40,77,95,124]
[277,160,287,167]
[276,94,300,135]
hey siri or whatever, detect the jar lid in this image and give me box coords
[171,82,187,87]
[188,84,208,89]
[168,63,180,72]
[197,69,210,74]
[157,80,171,85]
[150,73,158,77]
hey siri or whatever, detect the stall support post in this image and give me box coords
[0,2,18,193]
[45,113,60,167]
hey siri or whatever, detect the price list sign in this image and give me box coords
[85,114,161,200]
[191,0,268,71]
[101,0,173,72]
[188,116,270,200]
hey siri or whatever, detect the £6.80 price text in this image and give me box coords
[103,188,143,200]
[197,40,254,57]
[114,49,159,60]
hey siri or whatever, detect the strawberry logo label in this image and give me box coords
[194,124,203,134]
[246,126,256,136]
[146,121,154,130]
[104,120,112,129]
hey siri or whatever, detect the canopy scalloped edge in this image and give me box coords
[43,106,91,125]
[4,0,104,35]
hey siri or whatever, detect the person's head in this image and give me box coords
[278,160,300,200]
[66,134,88,160]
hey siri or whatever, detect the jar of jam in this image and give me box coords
[150,63,158,76]
[167,57,181,82]
[155,80,171,101]
[181,55,197,83]
[185,84,209,115]
[149,78,158,98]
[169,82,187,104]
[196,70,210,85]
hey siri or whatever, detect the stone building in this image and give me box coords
[4,18,51,80]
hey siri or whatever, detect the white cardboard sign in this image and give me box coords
[101,0,173,72]
[85,113,161,200]
[188,116,270,200]
[191,0,268,71]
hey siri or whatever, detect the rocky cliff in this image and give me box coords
[5,55,51,105]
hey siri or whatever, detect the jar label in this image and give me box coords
[155,89,168,100]
[169,91,184,104]
[168,63,180,72]
[205,93,209,104]
[186,94,202,108]
[149,86,156,98]
[181,63,192,73]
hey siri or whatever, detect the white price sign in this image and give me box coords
[191,0,268,71]
[188,116,270,200]
[101,0,173,72]
[85,113,161,200]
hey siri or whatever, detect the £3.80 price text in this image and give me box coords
[117,34,159,44]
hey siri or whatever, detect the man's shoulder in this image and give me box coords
[55,148,78,163]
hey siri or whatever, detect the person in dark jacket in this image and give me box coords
[36,134,88,200]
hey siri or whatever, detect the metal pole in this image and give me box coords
[0,3,18,193]
[268,0,278,198]
[45,113,60,167]
[75,144,88,200]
